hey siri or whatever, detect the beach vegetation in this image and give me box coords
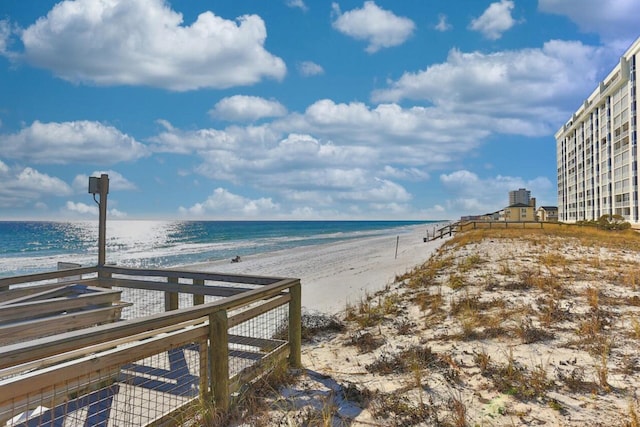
[628,401,640,427]
[258,223,640,425]
[457,253,484,272]
[180,357,298,426]
[368,391,439,426]
[515,317,554,344]
[447,273,466,290]
[631,316,640,339]
[345,291,402,328]
[596,350,611,392]
[300,311,345,341]
[346,330,384,353]
[480,348,554,401]
[597,214,631,230]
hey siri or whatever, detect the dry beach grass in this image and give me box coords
[213,223,640,426]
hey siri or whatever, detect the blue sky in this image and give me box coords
[0,0,638,220]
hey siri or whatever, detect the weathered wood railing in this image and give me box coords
[0,265,301,426]
[457,220,555,231]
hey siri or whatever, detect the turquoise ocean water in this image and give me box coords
[0,220,439,278]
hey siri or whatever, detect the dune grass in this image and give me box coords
[224,223,640,426]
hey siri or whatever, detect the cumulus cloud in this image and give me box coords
[72,170,137,192]
[152,117,429,216]
[372,41,607,134]
[286,0,308,11]
[0,165,73,208]
[11,0,285,91]
[469,0,517,40]
[435,14,452,32]
[331,1,415,53]
[209,95,287,122]
[539,0,640,46]
[381,165,429,181]
[65,201,98,215]
[64,201,127,217]
[151,120,281,156]
[0,19,11,55]
[298,61,324,76]
[1,120,149,164]
[179,188,280,217]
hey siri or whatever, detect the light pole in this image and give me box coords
[89,174,109,267]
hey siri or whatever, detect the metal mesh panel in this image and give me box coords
[228,302,289,379]
[1,342,204,427]
[115,287,164,319]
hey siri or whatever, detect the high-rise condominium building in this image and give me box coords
[509,188,531,206]
[556,37,639,226]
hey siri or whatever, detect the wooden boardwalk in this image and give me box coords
[0,265,300,426]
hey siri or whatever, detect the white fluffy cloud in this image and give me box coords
[179,188,280,217]
[286,0,308,11]
[469,0,517,40]
[539,0,640,45]
[298,61,324,76]
[0,20,11,54]
[64,201,127,218]
[65,201,98,215]
[0,165,73,208]
[13,0,285,91]
[331,1,415,53]
[1,121,149,164]
[209,96,287,122]
[372,41,606,135]
[435,14,452,32]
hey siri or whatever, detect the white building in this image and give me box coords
[556,37,639,226]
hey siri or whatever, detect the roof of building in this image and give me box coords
[538,206,558,210]
[507,203,532,208]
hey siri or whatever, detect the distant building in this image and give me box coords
[509,188,531,206]
[556,37,640,226]
[502,203,536,222]
[537,206,558,222]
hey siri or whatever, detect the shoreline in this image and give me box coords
[186,223,451,314]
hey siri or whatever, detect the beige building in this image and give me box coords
[556,37,640,226]
[502,203,536,222]
[537,206,558,222]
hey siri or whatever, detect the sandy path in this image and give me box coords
[187,224,450,314]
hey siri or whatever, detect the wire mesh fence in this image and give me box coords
[1,338,206,427]
[0,266,300,427]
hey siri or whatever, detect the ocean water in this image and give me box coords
[0,220,439,278]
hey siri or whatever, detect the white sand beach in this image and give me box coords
[190,223,451,314]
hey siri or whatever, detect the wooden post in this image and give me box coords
[199,338,209,400]
[394,236,399,259]
[194,279,205,306]
[288,281,302,369]
[209,309,229,411]
[165,276,179,311]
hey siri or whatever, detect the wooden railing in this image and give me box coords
[0,265,301,426]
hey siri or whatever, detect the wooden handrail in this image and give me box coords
[0,276,299,369]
